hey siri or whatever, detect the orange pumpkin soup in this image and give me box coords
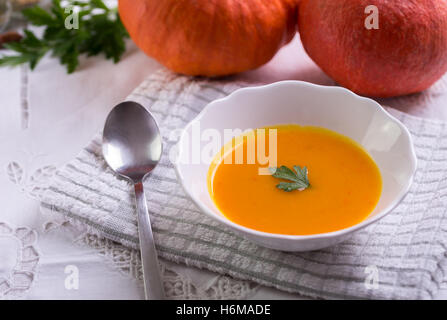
[207,125,382,235]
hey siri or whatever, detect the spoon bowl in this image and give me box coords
[103,101,163,182]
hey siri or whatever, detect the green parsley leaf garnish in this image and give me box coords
[0,0,129,73]
[269,165,310,192]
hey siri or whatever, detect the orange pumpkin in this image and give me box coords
[118,0,298,76]
[298,0,447,97]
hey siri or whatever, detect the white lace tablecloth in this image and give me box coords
[1,32,447,299]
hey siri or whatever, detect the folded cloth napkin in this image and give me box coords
[41,69,447,300]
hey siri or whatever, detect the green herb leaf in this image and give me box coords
[22,5,57,26]
[0,29,49,70]
[0,0,129,73]
[90,0,109,10]
[270,165,310,192]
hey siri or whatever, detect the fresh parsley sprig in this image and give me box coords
[269,165,311,192]
[0,0,129,73]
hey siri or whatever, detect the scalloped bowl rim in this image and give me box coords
[173,80,418,243]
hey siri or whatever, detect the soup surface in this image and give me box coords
[207,125,382,235]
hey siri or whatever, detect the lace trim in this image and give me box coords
[2,161,57,299]
[42,217,258,300]
[6,161,57,200]
[20,64,30,130]
[0,222,40,299]
[76,232,259,300]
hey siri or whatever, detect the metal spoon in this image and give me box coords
[102,101,164,300]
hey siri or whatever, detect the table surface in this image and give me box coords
[1,33,447,299]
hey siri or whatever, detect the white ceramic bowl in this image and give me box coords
[174,81,417,252]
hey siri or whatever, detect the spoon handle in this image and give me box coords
[134,181,165,300]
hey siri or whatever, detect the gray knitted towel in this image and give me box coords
[41,69,447,299]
